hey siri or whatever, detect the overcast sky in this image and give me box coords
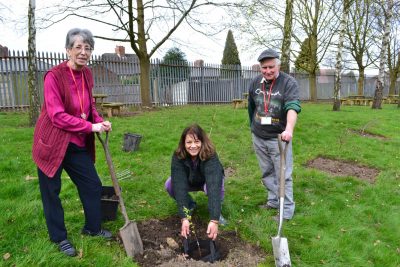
[0,0,259,66]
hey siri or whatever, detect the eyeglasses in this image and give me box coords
[72,45,93,53]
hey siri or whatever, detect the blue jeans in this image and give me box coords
[252,134,295,219]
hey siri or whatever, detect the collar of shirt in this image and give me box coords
[260,73,280,84]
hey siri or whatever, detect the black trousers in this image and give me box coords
[38,143,103,243]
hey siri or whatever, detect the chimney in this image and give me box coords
[252,64,260,71]
[194,59,204,67]
[0,45,8,58]
[115,45,125,57]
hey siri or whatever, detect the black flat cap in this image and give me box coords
[257,48,279,62]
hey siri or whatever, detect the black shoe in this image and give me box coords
[81,228,112,239]
[219,215,228,226]
[58,239,77,257]
[259,203,278,210]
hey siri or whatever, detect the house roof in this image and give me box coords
[90,53,140,76]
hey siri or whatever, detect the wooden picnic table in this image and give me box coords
[340,96,373,106]
[348,95,365,99]
[232,99,245,109]
[385,94,399,104]
[93,94,108,105]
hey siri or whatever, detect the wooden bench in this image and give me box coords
[385,95,399,104]
[102,102,124,117]
[340,98,373,106]
[354,98,373,106]
[232,99,247,109]
[340,98,351,105]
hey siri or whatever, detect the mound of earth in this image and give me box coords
[134,216,267,267]
[307,157,379,183]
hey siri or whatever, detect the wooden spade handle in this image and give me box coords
[96,132,130,223]
[277,134,289,199]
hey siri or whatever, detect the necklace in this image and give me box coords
[68,64,86,120]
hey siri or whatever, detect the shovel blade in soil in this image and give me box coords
[119,221,144,257]
[271,236,291,267]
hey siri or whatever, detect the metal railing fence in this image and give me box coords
[0,50,397,110]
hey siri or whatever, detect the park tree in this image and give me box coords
[387,42,400,96]
[280,0,293,73]
[231,0,337,102]
[345,0,379,95]
[156,47,189,104]
[160,47,190,84]
[295,38,318,73]
[292,0,337,102]
[40,0,226,108]
[333,0,351,111]
[372,0,394,109]
[221,30,241,78]
[28,0,40,126]
[386,4,400,96]
[227,1,286,55]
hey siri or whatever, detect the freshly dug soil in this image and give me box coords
[348,129,387,140]
[133,216,267,267]
[306,157,379,183]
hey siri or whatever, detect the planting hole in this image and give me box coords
[134,216,266,266]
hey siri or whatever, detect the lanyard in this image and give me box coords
[68,66,86,119]
[262,79,276,114]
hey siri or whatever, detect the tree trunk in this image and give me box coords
[309,38,318,102]
[388,71,397,95]
[357,68,365,95]
[388,54,400,95]
[309,72,317,102]
[134,0,152,108]
[28,0,40,126]
[372,0,393,109]
[397,95,400,108]
[280,0,293,73]
[333,0,350,111]
[138,56,152,107]
[309,4,318,102]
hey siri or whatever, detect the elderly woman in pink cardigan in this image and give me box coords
[32,28,111,257]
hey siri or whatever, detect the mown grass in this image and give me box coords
[0,103,399,267]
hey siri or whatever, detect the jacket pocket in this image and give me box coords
[37,138,53,161]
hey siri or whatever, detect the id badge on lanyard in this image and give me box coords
[260,79,275,125]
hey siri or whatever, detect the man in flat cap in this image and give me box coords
[247,48,301,221]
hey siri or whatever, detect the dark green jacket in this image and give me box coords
[171,153,224,220]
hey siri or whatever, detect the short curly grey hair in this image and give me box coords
[65,28,95,50]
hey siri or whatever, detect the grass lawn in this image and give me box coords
[0,103,399,267]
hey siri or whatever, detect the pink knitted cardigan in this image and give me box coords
[32,61,98,177]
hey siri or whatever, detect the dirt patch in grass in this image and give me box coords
[134,216,266,267]
[348,129,387,140]
[224,167,236,178]
[306,157,379,183]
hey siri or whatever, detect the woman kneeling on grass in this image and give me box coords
[165,124,226,241]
